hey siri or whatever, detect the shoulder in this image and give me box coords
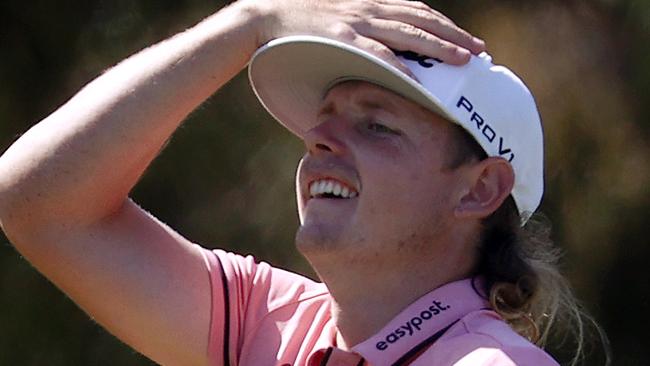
[200,247,328,309]
[420,310,559,366]
[200,247,331,365]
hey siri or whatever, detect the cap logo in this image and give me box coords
[394,50,442,69]
[456,96,514,162]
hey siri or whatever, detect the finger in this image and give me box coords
[351,34,418,80]
[376,0,455,24]
[372,0,486,54]
[358,18,472,65]
[373,4,485,54]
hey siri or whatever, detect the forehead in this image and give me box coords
[320,80,412,109]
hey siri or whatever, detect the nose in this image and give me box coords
[303,118,348,156]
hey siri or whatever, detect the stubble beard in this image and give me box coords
[294,219,373,266]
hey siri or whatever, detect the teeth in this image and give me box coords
[341,186,349,198]
[333,183,342,196]
[325,181,334,194]
[308,179,358,199]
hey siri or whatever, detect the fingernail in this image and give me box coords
[456,48,471,58]
[473,37,486,48]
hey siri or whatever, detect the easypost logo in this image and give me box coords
[456,96,515,162]
[375,300,450,351]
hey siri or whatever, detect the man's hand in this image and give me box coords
[249,0,485,75]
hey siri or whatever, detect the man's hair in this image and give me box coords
[445,124,610,366]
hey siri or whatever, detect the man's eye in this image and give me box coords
[367,122,399,135]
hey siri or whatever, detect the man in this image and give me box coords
[0,0,567,365]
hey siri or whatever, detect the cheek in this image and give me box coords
[363,164,435,213]
[354,137,453,218]
[357,176,449,250]
[366,160,455,216]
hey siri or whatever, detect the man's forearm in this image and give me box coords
[0,2,260,235]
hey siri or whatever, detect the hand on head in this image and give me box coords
[249,0,486,76]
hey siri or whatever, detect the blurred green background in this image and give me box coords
[1,0,648,364]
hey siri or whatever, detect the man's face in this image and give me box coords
[295,81,467,266]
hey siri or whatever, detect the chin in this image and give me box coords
[296,220,378,268]
[294,221,344,256]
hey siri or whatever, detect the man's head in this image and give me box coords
[249,35,544,225]
[294,80,515,278]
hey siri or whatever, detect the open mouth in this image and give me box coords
[308,179,359,199]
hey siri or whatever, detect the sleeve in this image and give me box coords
[197,246,323,366]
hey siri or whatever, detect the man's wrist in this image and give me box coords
[228,0,274,49]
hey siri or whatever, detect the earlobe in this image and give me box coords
[454,158,515,220]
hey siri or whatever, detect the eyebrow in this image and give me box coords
[317,95,400,117]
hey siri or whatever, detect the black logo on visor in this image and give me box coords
[393,50,442,68]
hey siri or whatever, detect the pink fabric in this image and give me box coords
[199,248,559,366]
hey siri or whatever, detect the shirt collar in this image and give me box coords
[352,278,489,366]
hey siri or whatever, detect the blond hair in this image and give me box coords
[446,124,610,365]
[477,202,610,365]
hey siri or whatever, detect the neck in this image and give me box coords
[309,241,475,350]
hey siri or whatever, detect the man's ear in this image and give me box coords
[454,157,515,220]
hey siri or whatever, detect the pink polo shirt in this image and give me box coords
[199,248,559,366]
